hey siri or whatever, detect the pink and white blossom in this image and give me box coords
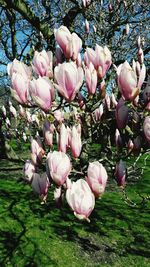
[116,61,146,101]
[84,44,112,78]
[70,125,82,158]
[85,62,97,95]
[23,159,36,182]
[46,151,71,186]
[55,26,82,60]
[54,62,83,101]
[66,179,95,221]
[7,58,32,79]
[59,123,69,153]
[30,77,54,111]
[31,137,45,165]
[32,50,53,78]
[11,73,30,104]
[43,120,55,147]
[86,161,108,198]
[32,173,50,202]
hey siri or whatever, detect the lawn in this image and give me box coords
[0,145,150,267]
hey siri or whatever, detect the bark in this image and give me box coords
[0,126,7,159]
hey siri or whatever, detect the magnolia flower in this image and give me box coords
[55,26,82,60]
[115,160,126,187]
[30,77,54,111]
[115,129,122,148]
[59,123,69,153]
[11,73,29,104]
[23,159,36,183]
[43,120,55,147]
[85,62,97,95]
[93,104,103,122]
[137,36,141,48]
[70,125,82,158]
[76,53,82,67]
[86,161,108,198]
[54,62,84,101]
[84,44,112,78]
[115,98,128,129]
[9,103,17,118]
[7,58,32,79]
[31,173,50,202]
[53,109,64,123]
[105,94,111,110]
[116,61,146,101]
[31,137,45,165]
[145,102,150,111]
[66,179,95,222]
[46,151,71,186]
[82,0,91,7]
[127,139,134,153]
[32,50,53,78]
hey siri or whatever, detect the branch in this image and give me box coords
[2,0,53,42]
[19,33,34,60]
[63,5,82,28]
[5,8,17,59]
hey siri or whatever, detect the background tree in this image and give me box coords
[0,0,149,173]
[0,0,149,74]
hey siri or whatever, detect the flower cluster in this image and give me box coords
[4,25,149,222]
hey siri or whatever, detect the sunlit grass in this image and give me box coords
[0,146,149,267]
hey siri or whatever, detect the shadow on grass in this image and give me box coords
[0,190,59,266]
[0,159,150,266]
[28,191,150,260]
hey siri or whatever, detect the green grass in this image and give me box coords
[0,150,150,267]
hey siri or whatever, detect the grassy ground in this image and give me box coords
[0,145,150,267]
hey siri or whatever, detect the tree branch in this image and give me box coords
[2,0,53,42]
[5,8,17,59]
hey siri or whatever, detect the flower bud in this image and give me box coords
[115,160,126,187]
[143,116,150,145]
[86,161,108,198]
[32,173,50,203]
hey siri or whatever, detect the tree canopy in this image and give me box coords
[0,0,149,67]
[0,0,150,220]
